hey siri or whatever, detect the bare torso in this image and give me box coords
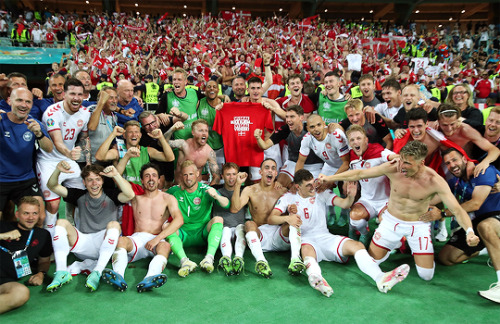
[132,191,171,233]
[175,138,212,182]
[247,184,286,226]
[445,125,474,155]
[386,164,439,221]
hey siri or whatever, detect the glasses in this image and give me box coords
[453,91,467,96]
[143,120,157,128]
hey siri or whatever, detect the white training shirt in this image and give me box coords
[299,129,349,169]
[274,190,337,236]
[349,145,393,201]
[38,101,91,162]
[374,102,403,120]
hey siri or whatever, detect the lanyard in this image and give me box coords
[453,178,468,203]
[0,229,34,255]
[103,111,116,132]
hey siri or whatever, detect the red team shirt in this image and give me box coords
[213,102,273,167]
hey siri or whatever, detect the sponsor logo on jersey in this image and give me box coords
[77,119,84,127]
[193,197,201,205]
[23,131,33,141]
[47,118,55,127]
[31,185,39,192]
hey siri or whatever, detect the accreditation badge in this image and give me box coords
[12,250,32,278]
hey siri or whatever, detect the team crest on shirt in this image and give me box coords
[43,190,50,198]
[193,197,201,205]
[77,120,84,127]
[364,162,371,168]
[325,143,332,149]
[23,131,33,141]
[373,232,381,241]
[172,99,180,107]
[47,118,55,127]
[309,197,316,204]
[323,102,331,110]
[201,108,209,116]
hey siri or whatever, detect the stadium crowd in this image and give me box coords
[0,8,500,314]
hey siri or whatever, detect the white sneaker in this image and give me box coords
[478,282,500,304]
[308,274,333,297]
[377,264,410,293]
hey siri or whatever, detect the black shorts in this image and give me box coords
[0,178,43,211]
[446,214,500,256]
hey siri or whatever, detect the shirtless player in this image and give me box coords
[168,119,220,185]
[102,163,184,292]
[319,141,480,281]
[230,159,300,278]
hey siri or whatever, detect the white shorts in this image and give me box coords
[250,144,282,181]
[302,232,350,263]
[280,160,323,181]
[354,198,388,219]
[258,224,290,252]
[320,163,339,177]
[372,210,433,255]
[70,229,106,260]
[37,159,84,201]
[127,232,166,262]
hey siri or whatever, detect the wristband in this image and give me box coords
[35,133,45,140]
[441,211,446,219]
[466,227,474,235]
[264,64,270,67]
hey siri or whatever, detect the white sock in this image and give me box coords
[245,231,266,262]
[350,218,368,235]
[145,255,167,278]
[478,247,489,256]
[416,263,435,281]
[234,224,246,258]
[220,227,233,257]
[44,211,58,237]
[437,220,447,233]
[374,251,391,265]
[289,226,301,260]
[304,256,322,277]
[354,249,383,282]
[496,270,500,283]
[112,248,128,277]
[53,225,70,272]
[94,228,119,274]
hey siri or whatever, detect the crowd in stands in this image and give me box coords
[1,8,500,314]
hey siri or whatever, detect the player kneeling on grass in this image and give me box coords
[102,163,184,292]
[46,162,134,292]
[273,169,410,297]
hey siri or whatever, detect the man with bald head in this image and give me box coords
[0,88,53,223]
[115,80,143,127]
